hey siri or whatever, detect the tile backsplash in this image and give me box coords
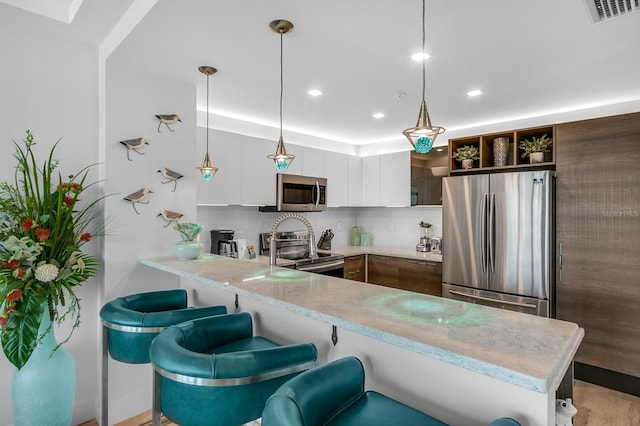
[197,205,442,254]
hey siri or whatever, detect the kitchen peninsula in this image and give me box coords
[140,254,583,426]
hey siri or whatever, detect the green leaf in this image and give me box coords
[1,295,46,369]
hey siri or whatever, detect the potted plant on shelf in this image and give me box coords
[452,145,480,169]
[172,222,204,260]
[0,130,105,425]
[519,134,552,164]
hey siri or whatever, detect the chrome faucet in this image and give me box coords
[269,213,317,266]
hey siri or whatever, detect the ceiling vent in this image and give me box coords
[585,0,640,23]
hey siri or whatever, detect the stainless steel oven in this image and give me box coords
[259,231,344,277]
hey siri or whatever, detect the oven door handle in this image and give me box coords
[297,260,344,273]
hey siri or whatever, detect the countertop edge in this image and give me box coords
[139,256,575,394]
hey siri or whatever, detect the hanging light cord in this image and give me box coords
[205,72,210,153]
[421,0,426,103]
[279,29,284,139]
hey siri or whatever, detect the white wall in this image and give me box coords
[0,14,100,426]
[102,61,198,423]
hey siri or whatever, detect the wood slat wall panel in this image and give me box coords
[555,111,640,378]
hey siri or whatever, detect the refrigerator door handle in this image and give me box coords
[488,192,495,273]
[481,193,488,272]
[448,290,539,310]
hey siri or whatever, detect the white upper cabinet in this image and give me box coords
[361,152,410,207]
[196,131,241,205]
[380,151,410,207]
[325,151,348,207]
[348,155,362,207]
[241,137,277,206]
[362,156,381,206]
[302,147,326,177]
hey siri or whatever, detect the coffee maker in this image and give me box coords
[210,230,237,258]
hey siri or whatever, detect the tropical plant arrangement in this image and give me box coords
[519,134,553,158]
[174,222,203,242]
[0,130,104,369]
[452,145,480,162]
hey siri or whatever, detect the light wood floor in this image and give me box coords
[78,380,640,426]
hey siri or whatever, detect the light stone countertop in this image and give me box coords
[140,254,583,394]
[326,245,442,262]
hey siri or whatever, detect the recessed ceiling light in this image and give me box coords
[372,113,385,119]
[411,52,430,62]
[467,90,482,97]
[307,89,323,97]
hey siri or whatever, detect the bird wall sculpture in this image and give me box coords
[157,167,184,192]
[157,209,184,227]
[123,188,153,214]
[119,137,149,161]
[155,114,181,132]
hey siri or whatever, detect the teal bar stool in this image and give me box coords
[261,356,523,426]
[100,289,227,426]
[149,311,318,426]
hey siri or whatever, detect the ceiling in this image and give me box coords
[4,0,640,154]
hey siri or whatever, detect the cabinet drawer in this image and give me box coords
[399,259,442,297]
[343,255,365,282]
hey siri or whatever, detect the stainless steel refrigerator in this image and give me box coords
[441,170,554,317]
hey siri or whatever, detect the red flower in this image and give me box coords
[6,259,19,270]
[63,195,74,205]
[0,316,7,327]
[22,218,34,230]
[15,268,25,278]
[80,232,91,242]
[71,183,81,191]
[6,289,22,302]
[5,306,15,314]
[34,228,51,242]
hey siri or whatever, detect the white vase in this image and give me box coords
[172,241,204,260]
[529,152,544,164]
[12,313,75,426]
[462,159,474,169]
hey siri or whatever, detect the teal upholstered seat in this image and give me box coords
[100,289,227,426]
[149,311,318,426]
[261,356,522,426]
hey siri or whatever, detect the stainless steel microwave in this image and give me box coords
[276,173,327,212]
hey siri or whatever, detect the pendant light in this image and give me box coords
[267,19,295,171]
[402,0,444,154]
[197,65,219,181]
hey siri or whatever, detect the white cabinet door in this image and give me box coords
[348,155,362,207]
[325,151,348,207]
[380,151,410,207]
[196,130,241,205]
[241,137,277,206]
[361,156,381,206]
[302,147,326,177]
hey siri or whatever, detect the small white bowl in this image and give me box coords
[431,166,449,177]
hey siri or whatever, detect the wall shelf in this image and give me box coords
[449,125,555,174]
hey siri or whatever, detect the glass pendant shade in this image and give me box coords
[403,0,444,155]
[403,100,445,154]
[197,65,218,181]
[267,19,295,171]
[198,152,218,181]
[268,136,295,171]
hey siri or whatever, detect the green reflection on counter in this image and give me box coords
[367,293,488,328]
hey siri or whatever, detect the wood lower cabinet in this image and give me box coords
[366,254,442,297]
[343,255,365,282]
[398,259,442,297]
[367,255,399,287]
